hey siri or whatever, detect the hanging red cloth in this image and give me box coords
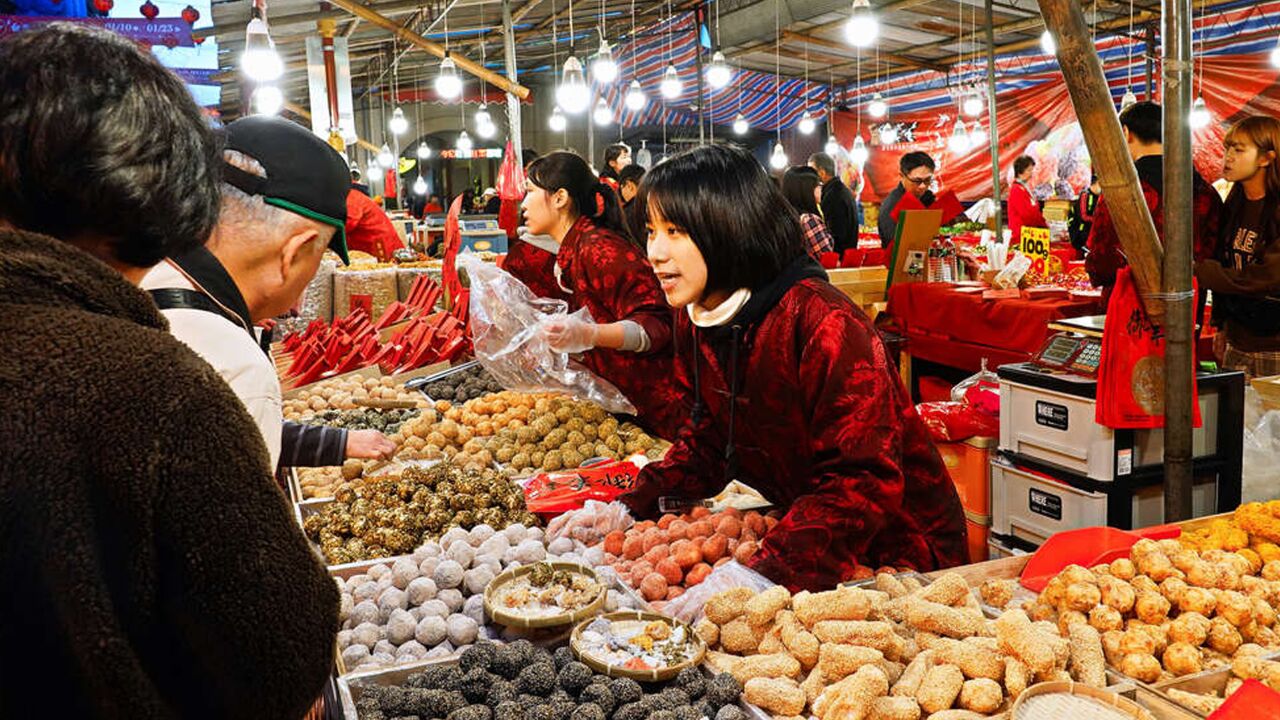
[442,196,464,309]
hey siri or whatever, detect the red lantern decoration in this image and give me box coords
[93,0,113,11]
[193,36,205,44]
[181,4,199,24]
[139,0,158,18]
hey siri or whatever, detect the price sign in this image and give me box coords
[1019,226,1052,277]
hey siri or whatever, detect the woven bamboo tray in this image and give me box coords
[1012,681,1156,719]
[569,610,705,682]
[484,561,606,630]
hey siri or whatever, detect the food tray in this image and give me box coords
[484,561,607,630]
[1012,680,1155,719]
[1150,650,1280,718]
[405,359,481,399]
[337,656,458,719]
[570,610,706,682]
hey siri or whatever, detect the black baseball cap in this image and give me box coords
[221,116,351,264]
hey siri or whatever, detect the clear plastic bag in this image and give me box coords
[1243,409,1280,504]
[660,561,777,624]
[951,358,1001,412]
[457,253,638,414]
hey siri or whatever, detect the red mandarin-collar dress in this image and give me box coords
[501,237,568,303]
[620,265,968,591]
[555,216,686,441]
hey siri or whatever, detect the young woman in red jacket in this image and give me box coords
[1007,154,1047,245]
[618,145,968,591]
[519,151,685,439]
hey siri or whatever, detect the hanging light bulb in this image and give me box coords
[456,130,473,153]
[413,174,428,195]
[636,140,652,168]
[477,120,496,139]
[1040,30,1056,55]
[660,63,683,100]
[1189,96,1211,129]
[798,111,816,135]
[733,113,750,135]
[962,93,983,118]
[825,135,841,156]
[1271,36,1280,68]
[366,159,381,183]
[1120,87,1138,111]
[416,142,431,159]
[591,38,618,84]
[850,136,869,165]
[769,141,788,170]
[556,55,591,113]
[845,0,879,48]
[389,106,409,135]
[436,55,462,99]
[474,103,492,127]
[969,119,988,147]
[377,142,395,169]
[948,119,971,154]
[867,93,888,119]
[624,80,646,111]
[241,17,283,82]
[879,124,899,145]
[549,105,567,131]
[706,50,732,89]
[252,84,283,115]
[593,98,613,126]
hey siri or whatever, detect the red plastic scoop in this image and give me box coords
[1019,524,1182,592]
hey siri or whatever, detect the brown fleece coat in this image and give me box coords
[0,229,339,719]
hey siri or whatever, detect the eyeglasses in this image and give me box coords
[904,175,933,186]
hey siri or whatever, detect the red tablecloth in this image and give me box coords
[886,282,1102,372]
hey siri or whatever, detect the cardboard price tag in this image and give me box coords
[1019,227,1052,276]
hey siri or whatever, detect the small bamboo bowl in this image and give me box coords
[484,561,606,630]
[1012,681,1155,719]
[570,610,707,683]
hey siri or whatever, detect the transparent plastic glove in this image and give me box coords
[542,314,598,353]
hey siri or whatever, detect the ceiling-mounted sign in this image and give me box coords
[305,35,357,146]
[440,148,504,159]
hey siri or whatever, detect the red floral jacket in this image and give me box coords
[556,216,686,440]
[502,237,567,303]
[620,261,968,591]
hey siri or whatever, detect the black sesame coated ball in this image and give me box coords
[609,678,643,706]
[713,707,746,720]
[516,663,558,697]
[491,646,524,680]
[548,700,578,720]
[409,688,468,717]
[485,680,517,708]
[460,641,499,672]
[671,708,701,720]
[493,700,524,720]
[612,702,647,720]
[446,705,493,720]
[657,689,690,708]
[569,705,606,720]
[553,646,576,670]
[704,674,742,709]
[578,683,616,715]
[557,662,593,694]
[696,701,716,719]
[524,704,555,720]
[646,711,677,720]
[420,665,466,692]
[674,668,705,700]
[460,669,496,704]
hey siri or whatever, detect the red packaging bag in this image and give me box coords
[522,458,640,518]
[1096,268,1201,429]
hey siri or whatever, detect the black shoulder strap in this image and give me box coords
[149,288,248,330]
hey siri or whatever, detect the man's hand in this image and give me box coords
[345,429,396,460]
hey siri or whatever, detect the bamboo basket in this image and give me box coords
[484,561,606,630]
[1012,681,1155,719]
[569,610,706,682]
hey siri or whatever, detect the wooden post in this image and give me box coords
[325,0,531,99]
[1036,0,1165,321]
[1162,0,1195,520]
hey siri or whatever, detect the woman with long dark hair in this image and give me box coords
[1196,116,1280,378]
[619,144,967,591]
[781,165,835,259]
[517,151,684,439]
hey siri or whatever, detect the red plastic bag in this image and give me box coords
[523,458,639,518]
[1096,268,1201,429]
[1208,680,1280,719]
[916,401,999,443]
[442,195,463,308]
[495,140,526,239]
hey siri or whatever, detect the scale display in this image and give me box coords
[1032,332,1104,377]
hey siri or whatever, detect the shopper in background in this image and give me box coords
[520,151,685,439]
[1196,116,1280,378]
[351,168,371,196]
[618,163,647,240]
[878,151,937,248]
[142,116,397,469]
[621,145,967,591]
[1086,101,1223,305]
[0,24,338,718]
[781,165,835,260]
[1069,175,1102,255]
[808,152,857,253]
[1008,155,1048,245]
[599,142,631,189]
[483,187,502,214]
[345,184,405,260]
[424,193,444,214]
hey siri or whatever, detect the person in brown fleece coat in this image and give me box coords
[0,24,339,719]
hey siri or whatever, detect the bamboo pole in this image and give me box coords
[985,0,1003,236]
[325,0,531,100]
[1162,0,1195,519]
[1036,0,1165,321]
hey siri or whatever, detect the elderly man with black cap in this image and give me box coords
[143,116,395,469]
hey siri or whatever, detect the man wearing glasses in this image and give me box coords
[878,151,937,248]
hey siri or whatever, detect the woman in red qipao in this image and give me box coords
[518,151,685,440]
[618,145,968,592]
